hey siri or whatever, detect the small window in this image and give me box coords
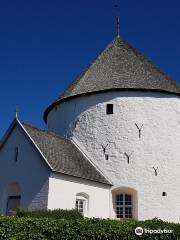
[76,199,85,214]
[105,154,109,160]
[106,104,113,115]
[75,193,89,216]
[116,194,133,219]
[162,192,167,197]
[14,147,19,162]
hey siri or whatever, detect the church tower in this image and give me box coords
[44,36,180,221]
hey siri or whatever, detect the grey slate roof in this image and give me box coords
[23,123,110,185]
[44,37,180,122]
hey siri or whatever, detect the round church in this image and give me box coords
[0,36,180,222]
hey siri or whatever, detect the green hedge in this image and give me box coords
[0,217,180,240]
[16,208,83,220]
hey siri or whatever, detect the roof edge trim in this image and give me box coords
[51,170,112,186]
[43,88,180,123]
[17,119,53,170]
[0,118,17,150]
[71,137,112,185]
[0,118,52,171]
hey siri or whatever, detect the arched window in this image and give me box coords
[75,193,89,216]
[112,187,138,220]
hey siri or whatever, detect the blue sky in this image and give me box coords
[0,0,180,137]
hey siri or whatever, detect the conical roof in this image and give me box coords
[44,37,180,122]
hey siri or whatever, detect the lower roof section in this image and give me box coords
[22,123,111,185]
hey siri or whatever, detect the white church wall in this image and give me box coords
[0,124,50,213]
[48,173,111,218]
[47,91,180,222]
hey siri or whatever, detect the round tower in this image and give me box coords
[44,37,180,221]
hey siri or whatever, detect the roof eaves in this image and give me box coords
[43,88,180,123]
[51,169,112,186]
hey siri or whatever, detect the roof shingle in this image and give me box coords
[23,123,110,185]
[44,37,180,122]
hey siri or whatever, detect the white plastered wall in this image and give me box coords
[48,173,111,218]
[0,124,50,213]
[47,91,180,222]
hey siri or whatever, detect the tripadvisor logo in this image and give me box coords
[135,227,173,236]
[135,227,144,236]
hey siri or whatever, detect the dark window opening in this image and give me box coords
[105,154,109,160]
[162,192,167,197]
[6,195,21,215]
[14,147,19,162]
[106,104,113,115]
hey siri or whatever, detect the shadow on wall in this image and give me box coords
[1,182,21,215]
[0,177,49,214]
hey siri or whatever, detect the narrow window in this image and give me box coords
[162,192,167,196]
[76,199,85,214]
[106,104,113,115]
[14,147,19,162]
[105,154,109,160]
[116,194,133,219]
[75,193,88,216]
